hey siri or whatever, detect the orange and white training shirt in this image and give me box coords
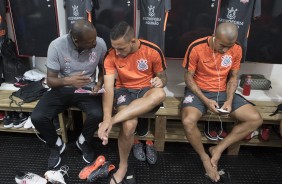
[182,36,242,92]
[104,39,166,89]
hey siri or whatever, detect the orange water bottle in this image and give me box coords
[242,75,251,96]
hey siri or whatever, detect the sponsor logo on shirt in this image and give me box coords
[221,55,232,68]
[142,4,162,26]
[148,5,155,17]
[227,7,238,20]
[218,7,244,27]
[137,59,149,71]
[89,52,97,63]
[72,5,79,16]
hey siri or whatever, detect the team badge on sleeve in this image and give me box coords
[137,59,149,71]
[221,55,232,68]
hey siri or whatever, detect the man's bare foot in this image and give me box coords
[209,146,221,169]
[109,168,127,184]
[203,159,220,182]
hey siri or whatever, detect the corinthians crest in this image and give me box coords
[137,59,149,71]
[221,55,232,68]
[227,7,238,20]
[148,5,155,17]
[72,5,79,16]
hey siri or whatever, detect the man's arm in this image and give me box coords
[225,70,239,103]
[98,74,115,145]
[95,63,104,89]
[153,70,168,88]
[184,70,219,112]
[185,70,208,102]
[47,69,91,89]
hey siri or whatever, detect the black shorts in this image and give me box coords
[114,87,161,114]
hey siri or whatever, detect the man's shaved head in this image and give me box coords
[215,22,238,43]
[71,19,96,41]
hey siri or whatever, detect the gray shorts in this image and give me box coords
[114,87,161,114]
[181,87,250,114]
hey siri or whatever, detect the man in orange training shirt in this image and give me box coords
[181,22,263,182]
[99,21,167,184]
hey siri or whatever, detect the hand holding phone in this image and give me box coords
[216,108,229,113]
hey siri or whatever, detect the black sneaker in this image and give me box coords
[136,118,149,137]
[48,143,66,168]
[13,112,29,128]
[145,140,157,164]
[133,141,146,161]
[3,112,17,128]
[76,140,94,163]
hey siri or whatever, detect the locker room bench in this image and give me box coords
[152,96,282,155]
[0,90,72,143]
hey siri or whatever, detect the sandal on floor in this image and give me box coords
[108,174,123,184]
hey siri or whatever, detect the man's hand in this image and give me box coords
[205,99,220,114]
[91,85,101,95]
[70,71,91,88]
[98,120,112,145]
[151,77,163,88]
[220,101,232,114]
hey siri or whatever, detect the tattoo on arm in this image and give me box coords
[156,71,168,87]
[226,70,239,101]
[184,70,208,103]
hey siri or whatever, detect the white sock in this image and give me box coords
[56,137,62,146]
[79,134,85,144]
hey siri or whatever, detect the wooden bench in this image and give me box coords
[152,96,282,155]
[2,89,282,155]
[0,90,72,143]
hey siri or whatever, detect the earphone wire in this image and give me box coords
[207,36,223,137]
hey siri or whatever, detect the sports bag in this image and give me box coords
[239,74,272,90]
[10,79,49,105]
[1,38,30,83]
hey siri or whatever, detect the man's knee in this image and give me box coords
[30,111,45,126]
[182,115,198,134]
[151,89,166,106]
[122,120,137,138]
[247,112,263,128]
[86,109,103,121]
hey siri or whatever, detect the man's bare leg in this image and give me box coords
[111,88,165,125]
[182,107,220,182]
[101,88,165,145]
[110,118,137,184]
[209,104,263,168]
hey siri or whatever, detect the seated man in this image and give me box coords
[98,21,167,183]
[181,22,263,182]
[31,20,107,168]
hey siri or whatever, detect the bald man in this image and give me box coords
[31,20,107,168]
[181,22,262,182]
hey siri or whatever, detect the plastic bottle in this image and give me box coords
[242,75,252,96]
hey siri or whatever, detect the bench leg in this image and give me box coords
[227,142,240,155]
[154,115,166,152]
[58,113,68,143]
